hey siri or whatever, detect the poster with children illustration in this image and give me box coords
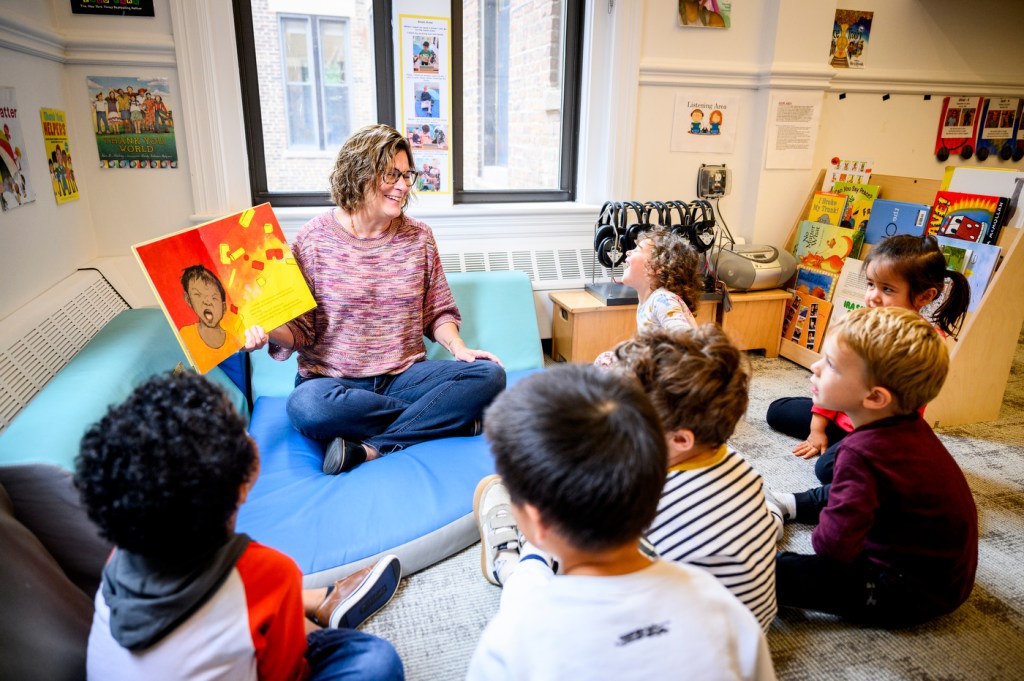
[829,10,873,69]
[670,91,738,153]
[39,108,79,204]
[87,75,178,169]
[401,14,451,194]
[0,87,35,212]
[677,1,731,28]
[132,204,315,374]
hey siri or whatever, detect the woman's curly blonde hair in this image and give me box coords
[644,226,704,311]
[329,124,415,213]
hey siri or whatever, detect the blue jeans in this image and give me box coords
[306,628,404,680]
[287,359,506,454]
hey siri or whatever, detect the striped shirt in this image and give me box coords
[647,446,780,630]
[270,210,460,378]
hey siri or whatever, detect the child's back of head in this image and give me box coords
[75,371,255,561]
[483,364,667,552]
[646,226,704,311]
[835,305,949,414]
[615,324,749,447]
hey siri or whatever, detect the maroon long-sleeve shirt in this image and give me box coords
[813,412,977,615]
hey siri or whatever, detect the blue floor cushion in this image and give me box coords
[237,368,542,587]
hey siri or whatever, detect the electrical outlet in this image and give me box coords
[697,164,731,198]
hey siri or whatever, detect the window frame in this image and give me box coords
[232,0,582,207]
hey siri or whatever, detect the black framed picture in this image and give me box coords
[70,0,155,17]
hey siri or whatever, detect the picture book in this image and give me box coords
[927,190,1008,245]
[943,166,1024,230]
[939,240,972,275]
[829,257,867,323]
[975,98,1022,161]
[821,157,872,191]
[807,191,849,225]
[935,235,1001,313]
[794,265,840,302]
[863,199,929,245]
[782,289,832,353]
[791,220,864,272]
[133,203,316,374]
[831,181,880,230]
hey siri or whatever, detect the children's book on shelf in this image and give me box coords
[821,157,873,190]
[934,235,1001,313]
[927,190,1008,245]
[781,289,832,353]
[807,191,848,225]
[792,219,864,271]
[943,166,1024,230]
[863,199,930,245]
[133,203,316,374]
[794,265,840,302]
[831,181,880,230]
[829,257,867,323]
[939,240,972,275]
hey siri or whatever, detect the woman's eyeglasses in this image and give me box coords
[382,169,420,186]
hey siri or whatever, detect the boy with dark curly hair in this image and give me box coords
[470,364,774,679]
[75,371,404,680]
[614,326,781,630]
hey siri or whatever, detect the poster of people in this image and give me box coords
[40,108,79,204]
[0,87,35,212]
[87,75,178,169]
[400,15,450,194]
[829,9,873,69]
[677,1,731,28]
[670,91,739,153]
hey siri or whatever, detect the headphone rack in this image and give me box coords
[586,199,720,305]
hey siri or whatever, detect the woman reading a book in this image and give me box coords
[243,124,505,475]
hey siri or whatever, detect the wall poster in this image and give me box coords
[87,75,178,169]
[670,91,739,154]
[40,108,79,204]
[400,15,450,194]
[0,86,35,212]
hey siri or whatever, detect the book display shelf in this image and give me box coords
[781,170,1024,428]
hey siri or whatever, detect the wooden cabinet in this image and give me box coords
[721,289,791,357]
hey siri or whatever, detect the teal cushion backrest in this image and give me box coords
[249,270,543,401]
[0,308,249,470]
[425,271,544,371]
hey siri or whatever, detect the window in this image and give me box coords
[233,0,582,206]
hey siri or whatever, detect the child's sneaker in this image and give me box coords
[474,475,521,586]
[763,486,796,537]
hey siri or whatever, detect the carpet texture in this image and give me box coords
[360,343,1024,680]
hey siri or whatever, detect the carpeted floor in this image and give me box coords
[362,342,1024,680]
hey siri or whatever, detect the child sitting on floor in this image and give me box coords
[615,326,781,630]
[768,307,978,627]
[470,364,775,679]
[75,371,404,680]
[766,234,970,484]
[595,225,704,368]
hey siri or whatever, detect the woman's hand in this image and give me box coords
[792,431,827,459]
[242,325,269,352]
[447,338,503,367]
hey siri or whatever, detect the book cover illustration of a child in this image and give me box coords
[133,203,315,374]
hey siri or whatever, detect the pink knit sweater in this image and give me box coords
[269,210,460,378]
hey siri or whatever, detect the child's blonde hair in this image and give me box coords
[833,306,949,414]
[614,325,749,447]
[644,226,704,312]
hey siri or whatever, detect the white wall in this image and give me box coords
[3,0,1024,321]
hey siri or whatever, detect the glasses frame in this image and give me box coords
[381,168,420,186]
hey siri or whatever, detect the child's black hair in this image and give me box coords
[74,371,255,560]
[864,234,970,337]
[483,364,667,552]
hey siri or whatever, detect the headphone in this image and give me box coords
[664,200,690,240]
[624,201,652,252]
[687,199,717,253]
[594,202,627,269]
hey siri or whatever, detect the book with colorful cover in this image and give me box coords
[943,166,1024,230]
[791,219,864,272]
[935,235,1000,313]
[863,199,929,245]
[831,181,880,230]
[807,191,849,225]
[132,203,316,374]
[821,157,873,191]
[794,265,840,302]
[927,190,1008,245]
[781,289,832,353]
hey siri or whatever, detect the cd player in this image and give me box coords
[714,244,797,291]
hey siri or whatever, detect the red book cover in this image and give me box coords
[927,191,1009,245]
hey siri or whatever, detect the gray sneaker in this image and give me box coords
[474,475,521,586]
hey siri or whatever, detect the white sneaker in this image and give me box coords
[474,475,521,586]
[763,486,796,523]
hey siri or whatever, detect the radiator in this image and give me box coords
[0,270,128,432]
